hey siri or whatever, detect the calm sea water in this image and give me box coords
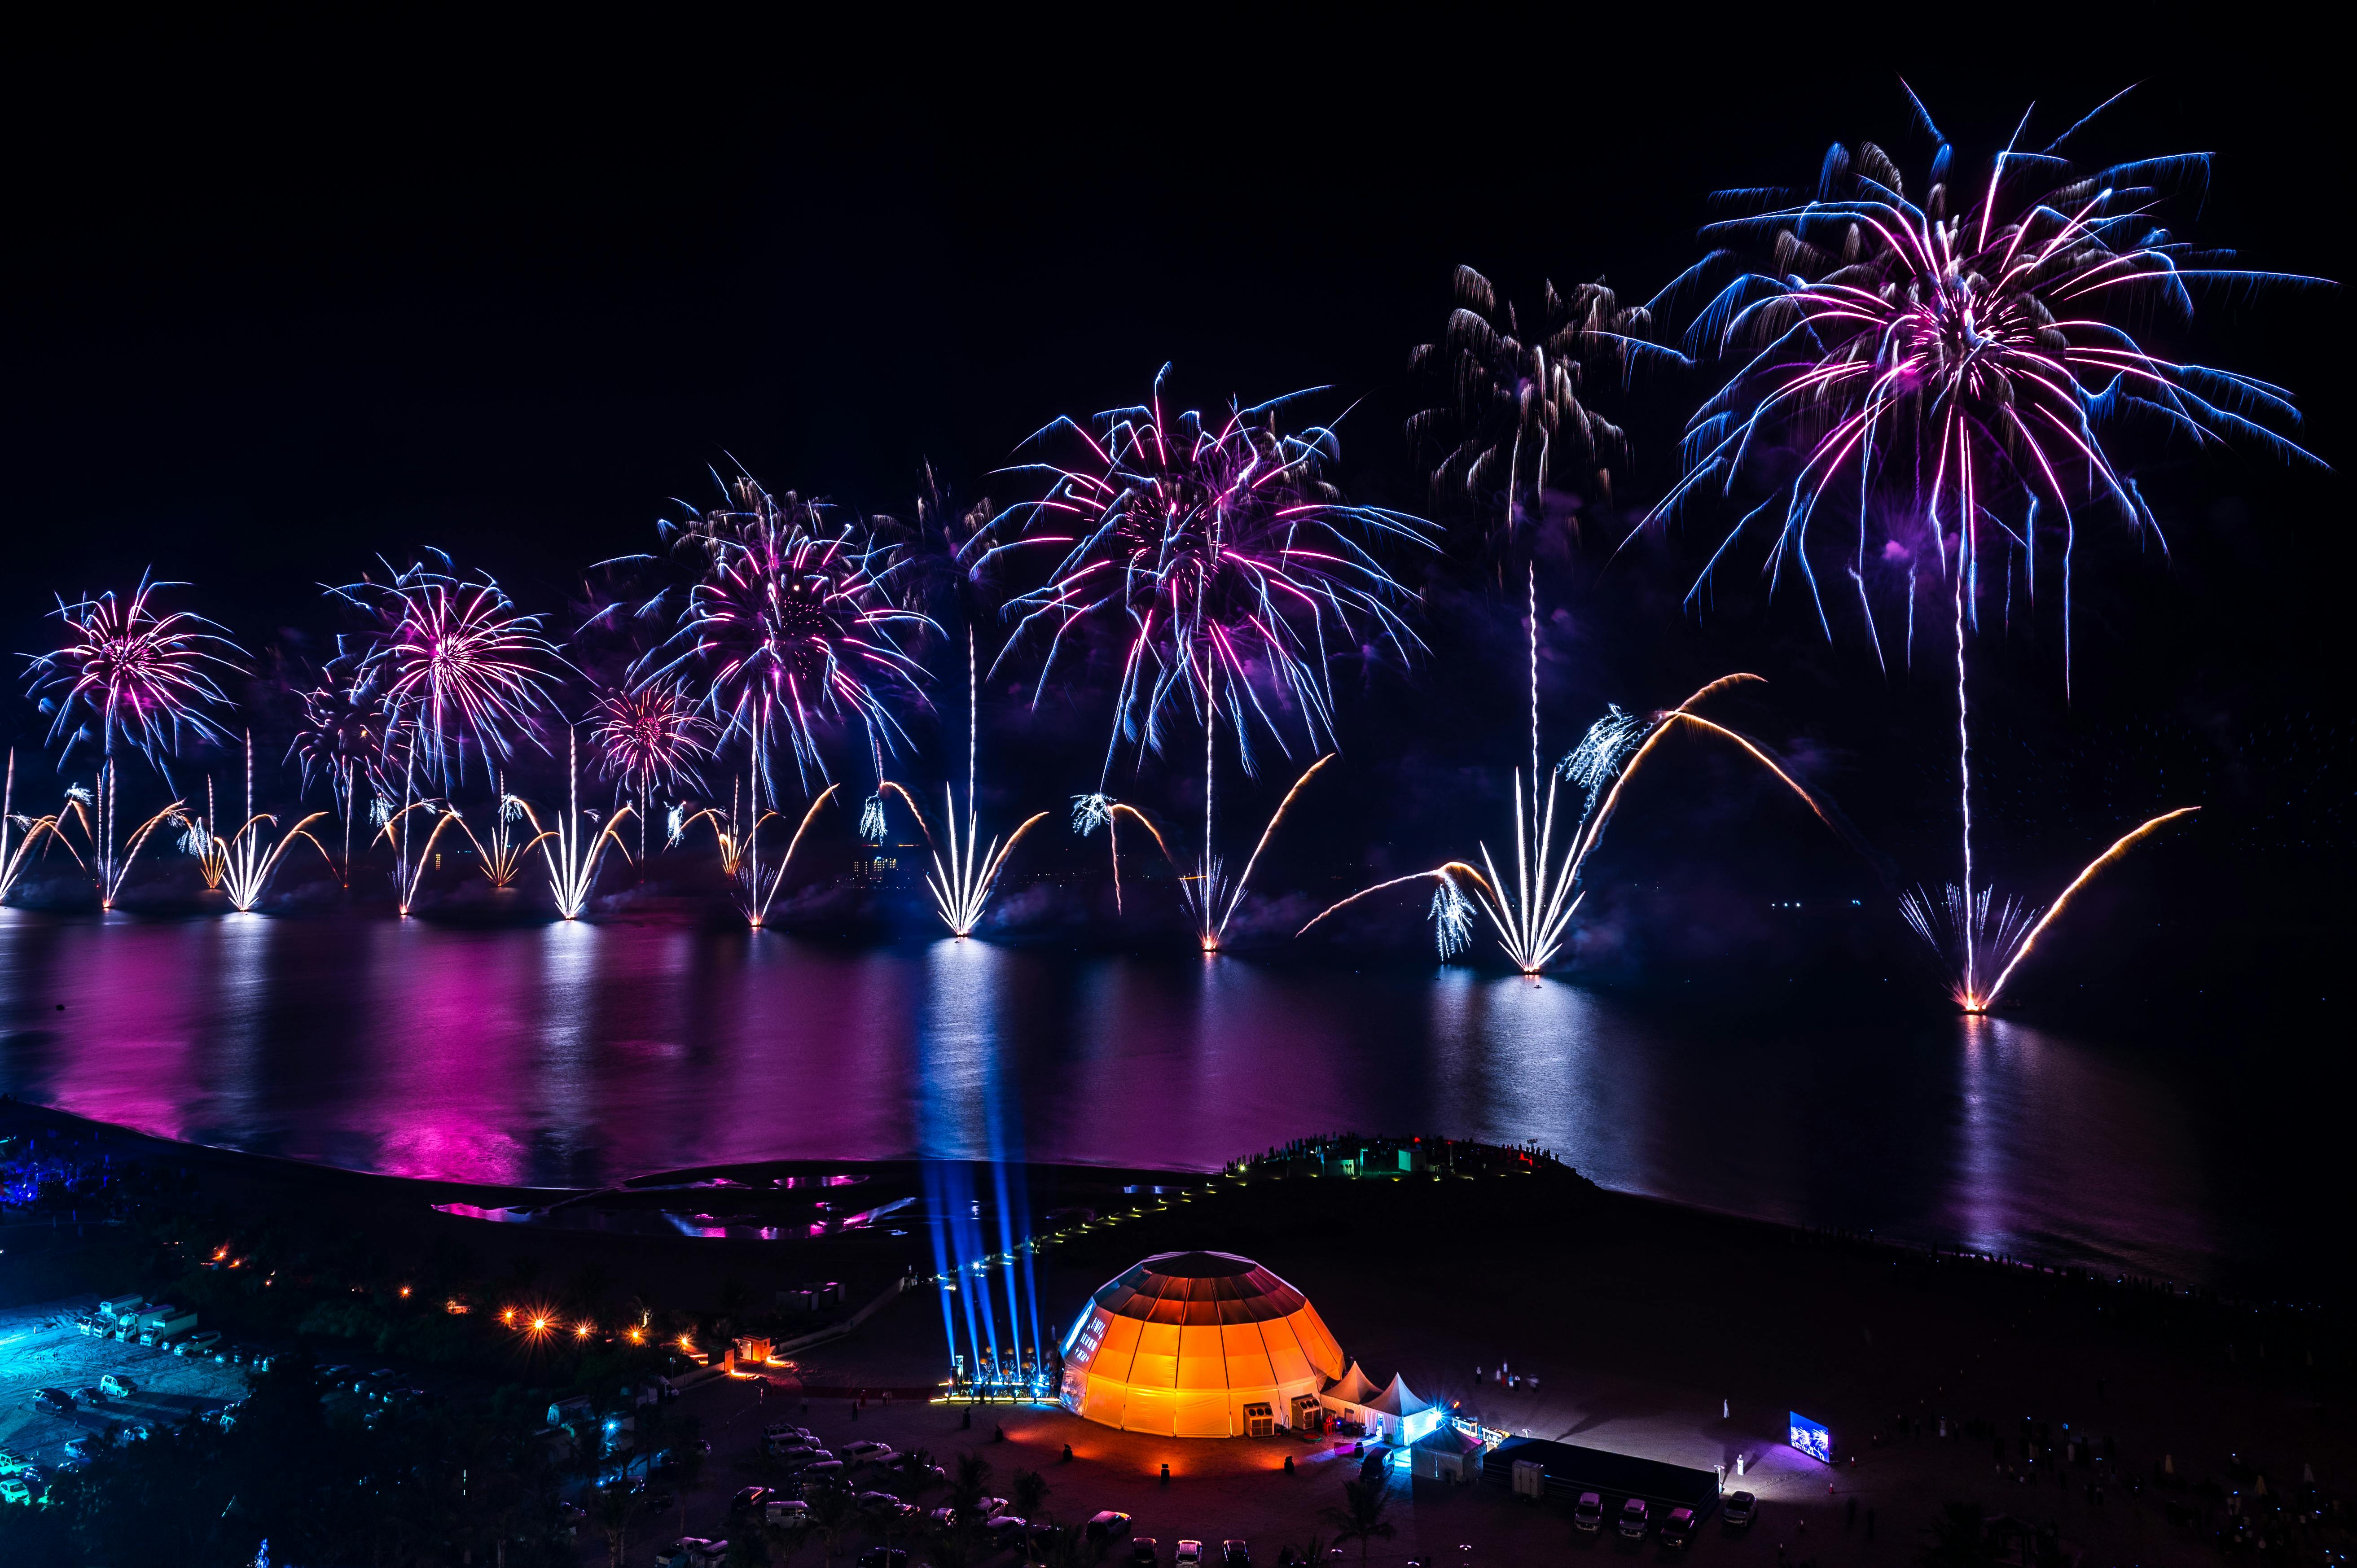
[0,907,2310,1294]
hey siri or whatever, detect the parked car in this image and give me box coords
[842,1440,892,1462]
[33,1389,73,1415]
[1721,1491,1756,1528]
[62,1437,97,1463]
[798,1462,846,1491]
[1619,1498,1650,1539]
[1221,1540,1251,1568]
[100,1374,137,1399]
[1660,1508,1696,1548]
[0,1452,28,1477]
[73,1386,105,1406]
[731,1486,772,1515]
[1176,1541,1205,1568]
[765,1498,811,1527]
[654,1542,719,1568]
[1089,1511,1134,1543]
[177,1331,223,1357]
[116,1422,154,1445]
[1127,1539,1159,1568]
[984,1515,1029,1547]
[0,1478,33,1507]
[1573,1492,1603,1532]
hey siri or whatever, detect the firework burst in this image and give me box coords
[288,647,391,885]
[1643,89,2300,1005]
[23,572,244,905]
[1409,267,1663,563]
[448,778,541,891]
[334,553,567,788]
[24,572,245,769]
[1903,807,2199,1011]
[182,775,232,890]
[519,729,635,920]
[2,750,88,905]
[873,633,1049,939]
[1071,745,1334,953]
[1301,573,1842,972]
[640,477,933,798]
[591,679,712,860]
[200,733,333,912]
[1070,792,1168,915]
[669,756,840,928]
[994,365,1434,782]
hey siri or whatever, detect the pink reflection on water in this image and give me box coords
[0,908,2248,1286]
[358,919,542,1184]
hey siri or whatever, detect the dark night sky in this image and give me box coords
[2,29,2346,1010]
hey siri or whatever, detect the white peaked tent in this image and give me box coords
[1327,1362,1381,1406]
[1362,1372,1444,1444]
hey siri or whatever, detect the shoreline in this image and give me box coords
[5,1095,2350,1568]
[2,1094,2339,1317]
[2,1086,2336,1310]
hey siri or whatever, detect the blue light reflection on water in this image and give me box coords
[0,907,2261,1287]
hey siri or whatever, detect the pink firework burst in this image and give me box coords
[334,552,568,785]
[992,364,1435,782]
[643,477,934,795]
[1650,87,2322,675]
[1646,88,2322,1008]
[25,570,245,769]
[592,679,712,799]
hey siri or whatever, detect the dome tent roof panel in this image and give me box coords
[1063,1251,1346,1437]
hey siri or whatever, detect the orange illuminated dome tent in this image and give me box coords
[1059,1251,1346,1438]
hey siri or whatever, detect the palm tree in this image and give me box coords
[893,1446,944,1509]
[1011,1467,1051,1522]
[590,1478,641,1568]
[864,1488,915,1566]
[1281,1533,1330,1568]
[805,1483,859,1568]
[1320,1479,1396,1568]
[951,1451,993,1516]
